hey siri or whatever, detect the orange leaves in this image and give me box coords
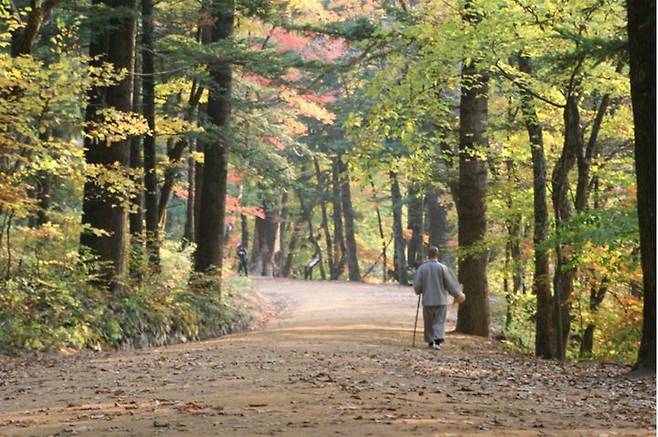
[271,28,346,62]
[244,73,272,88]
[303,91,337,105]
[227,172,243,185]
[279,116,308,136]
[281,88,335,125]
[283,68,303,82]
[226,196,265,219]
[271,28,310,52]
[302,36,346,62]
[239,206,266,219]
[263,136,286,150]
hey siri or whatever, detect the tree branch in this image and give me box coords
[494,61,565,108]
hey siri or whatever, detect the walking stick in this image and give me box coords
[412,294,421,347]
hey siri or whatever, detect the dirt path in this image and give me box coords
[0,279,655,436]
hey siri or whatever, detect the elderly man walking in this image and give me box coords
[413,246,465,350]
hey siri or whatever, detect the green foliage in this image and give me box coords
[0,230,251,353]
[0,0,645,369]
[498,293,537,355]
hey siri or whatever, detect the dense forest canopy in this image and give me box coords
[0,0,654,371]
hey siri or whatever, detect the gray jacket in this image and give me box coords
[413,260,463,306]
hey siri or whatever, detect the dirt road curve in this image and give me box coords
[1,279,655,436]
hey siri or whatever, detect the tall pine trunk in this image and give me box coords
[194,131,205,244]
[142,0,159,267]
[551,95,582,359]
[157,85,204,225]
[297,189,326,280]
[10,0,60,57]
[315,158,334,277]
[331,157,347,279]
[339,157,360,281]
[194,0,234,275]
[129,45,144,240]
[275,191,288,275]
[390,172,408,285]
[627,0,656,372]
[240,214,249,247]
[252,200,277,277]
[518,54,555,358]
[80,0,136,291]
[572,94,611,355]
[183,140,195,246]
[282,218,304,278]
[580,281,608,356]
[370,178,388,282]
[406,183,423,268]
[455,8,490,336]
[9,1,59,228]
[425,188,453,267]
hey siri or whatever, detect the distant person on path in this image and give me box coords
[237,243,248,276]
[413,246,465,350]
[304,253,321,280]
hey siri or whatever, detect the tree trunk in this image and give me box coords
[240,214,249,247]
[194,0,234,275]
[370,178,387,282]
[407,183,423,268]
[80,0,136,291]
[33,172,52,227]
[518,54,555,358]
[158,138,187,226]
[551,95,582,359]
[10,2,58,229]
[142,0,159,267]
[182,140,195,246]
[580,282,607,357]
[425,188,453,268]
[504,160,525,295]
[575,95,610,211]
[628,0,656,373]
[253,201,277,277]
[157,85,204,226]
[390,172,408,285]
[129,48,144,240]
[339,157,360,281]
[10,0,60,57]
[274,191,288,275]
[504,242,512,329]
[250,217,262,274]
[194,131,205,244]
[455,22,490,336]
[282,218,304,278]
[129,41,145,280]
[502,158,524,328]
[331,157,347,279]
[297,189,326,280]
[314,158,334,278]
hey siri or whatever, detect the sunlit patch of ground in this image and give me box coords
[0,278,654,436]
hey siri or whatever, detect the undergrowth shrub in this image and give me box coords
[498,293,536,355]
[497,290,642,364]
[0,226,252,354]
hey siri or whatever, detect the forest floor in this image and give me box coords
[0,278,655,437]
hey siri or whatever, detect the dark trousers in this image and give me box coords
[238,257,248,276]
